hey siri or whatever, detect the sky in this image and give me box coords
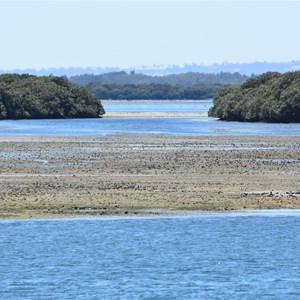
[0,0,300,70]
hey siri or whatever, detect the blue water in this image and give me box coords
[1,117,300,136]
[102,100,212,113]
[0,100,300,136]
[1,211,300,299]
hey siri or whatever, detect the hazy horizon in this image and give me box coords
[1,1,300,70]
[1,60,300,72]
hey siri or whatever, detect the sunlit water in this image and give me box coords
[0,100,300,136]
[1,211,300,299]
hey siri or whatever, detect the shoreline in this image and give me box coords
[2,208,300,221]
[0,134,299,219]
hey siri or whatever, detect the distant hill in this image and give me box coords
[1,61,300,77]
[208,71,300,123]
[69,71,248,86]
[0,74,105,119]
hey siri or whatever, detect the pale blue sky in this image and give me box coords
[0,1,299,69]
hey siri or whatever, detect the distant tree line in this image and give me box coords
[86,83,227,100]
[70,71,248,86]
[0,74,105,120]
[208,71,300,123]
[3,61,300,77]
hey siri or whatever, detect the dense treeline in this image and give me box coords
[70,71,248,86]
[86,83,226,100]
[0,74,105,119]
[208,71,300,123]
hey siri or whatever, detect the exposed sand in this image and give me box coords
[0,133,299,219]
[104,112,208,118]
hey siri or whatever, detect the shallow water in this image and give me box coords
[1,100,300,136]
[1,211,300,299]
[0,116,300,137]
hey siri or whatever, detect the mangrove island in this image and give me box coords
[0,74,105,119]
[209,71,300,123]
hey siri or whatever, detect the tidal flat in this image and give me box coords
[0,133,299,219]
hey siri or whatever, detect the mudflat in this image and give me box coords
[0,133,299,218]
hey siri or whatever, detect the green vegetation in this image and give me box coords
[70,71,248,86]
[208,71,300,123]
[0,74,105,119]
[87,83,227,100]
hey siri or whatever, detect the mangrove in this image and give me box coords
[0,74,105,120]
[208,71,300,123]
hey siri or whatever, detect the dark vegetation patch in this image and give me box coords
[0,74,105,120]
[209,71,300,123]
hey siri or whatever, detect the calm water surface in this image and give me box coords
[102,100,212,113]
[1,211,300,299]
[0,100,300,136]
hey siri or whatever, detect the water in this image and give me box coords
[0,100,300,136]
[102,100,212,113]
[1,211,300,299]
